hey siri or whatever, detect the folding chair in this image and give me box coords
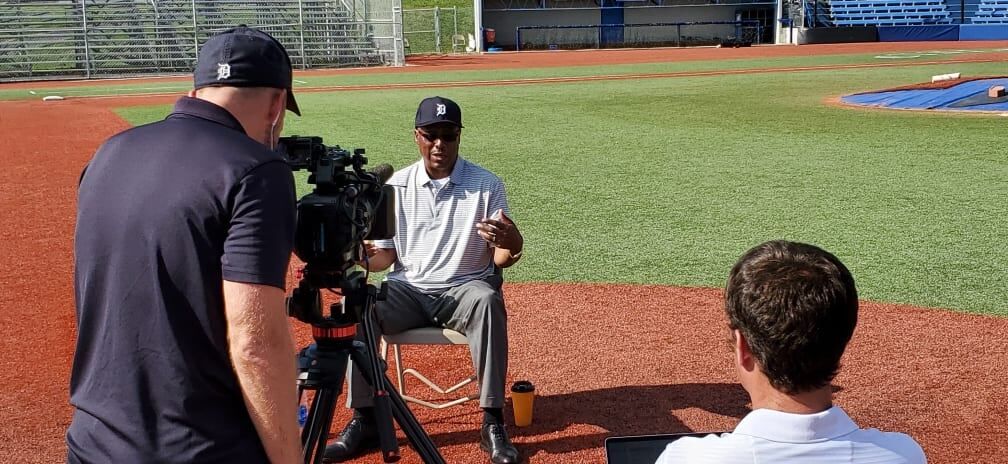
[451,34,467,54]
[380,327,479,409]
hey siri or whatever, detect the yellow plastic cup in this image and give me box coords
[511,380,535,427]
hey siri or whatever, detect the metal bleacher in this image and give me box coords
[830,0,953,25]
[971,0,1008,22]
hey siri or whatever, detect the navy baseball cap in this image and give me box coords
[415,96,463,128]
[194,26,301,116]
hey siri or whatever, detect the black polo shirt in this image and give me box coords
[69,97,296,463]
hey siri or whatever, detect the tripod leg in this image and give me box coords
[348,341,400,462]
[383,374,446,463]
[306,387,339,464]
[349,346,446,464]
[296,343,349,464]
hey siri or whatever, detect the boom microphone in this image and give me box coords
[369,163,394,185]
[365,163,395,240]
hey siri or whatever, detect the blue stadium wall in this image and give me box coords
[797,24,1008,43]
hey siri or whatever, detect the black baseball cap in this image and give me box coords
[194,26,301,116]
[415,96,463,128]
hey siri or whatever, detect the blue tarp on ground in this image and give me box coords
[841,78,1008,111]
[877,25,960,41]
[959,24,1008,41]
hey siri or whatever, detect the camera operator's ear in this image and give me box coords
[269,89,287,122]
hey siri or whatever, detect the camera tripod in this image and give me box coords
[290,268,446,464]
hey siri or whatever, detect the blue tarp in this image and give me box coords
[959,24,1008,41]
[877,25,960,42]
[842,78,1008,111]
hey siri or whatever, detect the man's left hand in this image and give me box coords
[476,210,522,252]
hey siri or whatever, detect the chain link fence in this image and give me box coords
[0,0,404,81]
[402,5,473,54]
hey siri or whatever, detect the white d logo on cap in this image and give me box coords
[216,63,231,80]
[435,103,446,117]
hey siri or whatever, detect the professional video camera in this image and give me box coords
[275,135,445,464]
[277,135,395,324]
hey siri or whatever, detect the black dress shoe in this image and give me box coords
[480,422,520,464]
[323,417,379,463]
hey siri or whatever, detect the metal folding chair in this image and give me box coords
[380,327,478,409]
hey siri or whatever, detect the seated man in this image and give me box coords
[324,96,524,464]
[657,240,926,464]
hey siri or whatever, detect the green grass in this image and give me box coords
[113,58,1007,316]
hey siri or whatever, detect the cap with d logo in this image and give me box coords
[194,25,301,115]
[415,96,463,128]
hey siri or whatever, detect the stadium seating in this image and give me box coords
[830,0,953,25]
[971,0,1008,22]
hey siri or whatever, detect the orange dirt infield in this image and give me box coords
[2,42,1007,464]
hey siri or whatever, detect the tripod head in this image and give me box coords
[287,263,382,329]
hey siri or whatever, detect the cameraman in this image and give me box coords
[655,241,925,463]
[69,27,301,463]
[325,96,524,464]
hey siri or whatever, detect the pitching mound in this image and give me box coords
[841,76,1008,113]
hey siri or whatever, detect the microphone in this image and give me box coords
[368,163,394,185]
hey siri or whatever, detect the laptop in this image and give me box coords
[604,432,713,464]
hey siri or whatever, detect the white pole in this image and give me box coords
[434,7,441,53]
[393,0,404,66]
[297,0,306,68]
[473,0,483,53]
[191,0,199,59]
[774,0,784,44]
[81,0,90,78]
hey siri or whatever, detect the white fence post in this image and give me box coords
[191,0,199,60]
[298,0,307,68]
[81,0,91,78]
[434,6,441,53]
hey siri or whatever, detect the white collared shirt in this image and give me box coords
[655,406,926,464]
[374,157,510,293]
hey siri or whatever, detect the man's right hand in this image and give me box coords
[357,243,397,271]
[358,241,380,263]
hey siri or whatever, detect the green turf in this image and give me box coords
[113,59,1007,316]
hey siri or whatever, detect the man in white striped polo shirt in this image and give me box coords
[325,96,524,464]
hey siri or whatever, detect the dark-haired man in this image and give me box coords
[324,96,524,464]
[69,26,300,463]
[656,240,925,463]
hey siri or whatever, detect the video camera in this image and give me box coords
[276,135,395,324]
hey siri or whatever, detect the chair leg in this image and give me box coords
[402,369,476,395]
[393,344,407,396]
[388,342,479,409]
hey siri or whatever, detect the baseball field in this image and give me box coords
[1,41,1006,463]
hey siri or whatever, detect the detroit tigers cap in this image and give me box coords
[194,25,301,116]
[415,96,463,128]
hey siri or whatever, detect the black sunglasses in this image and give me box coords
[417,129,459,143]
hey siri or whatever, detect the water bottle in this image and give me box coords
[297,391,311,428]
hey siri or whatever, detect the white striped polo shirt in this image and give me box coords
[374,157,511,293]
